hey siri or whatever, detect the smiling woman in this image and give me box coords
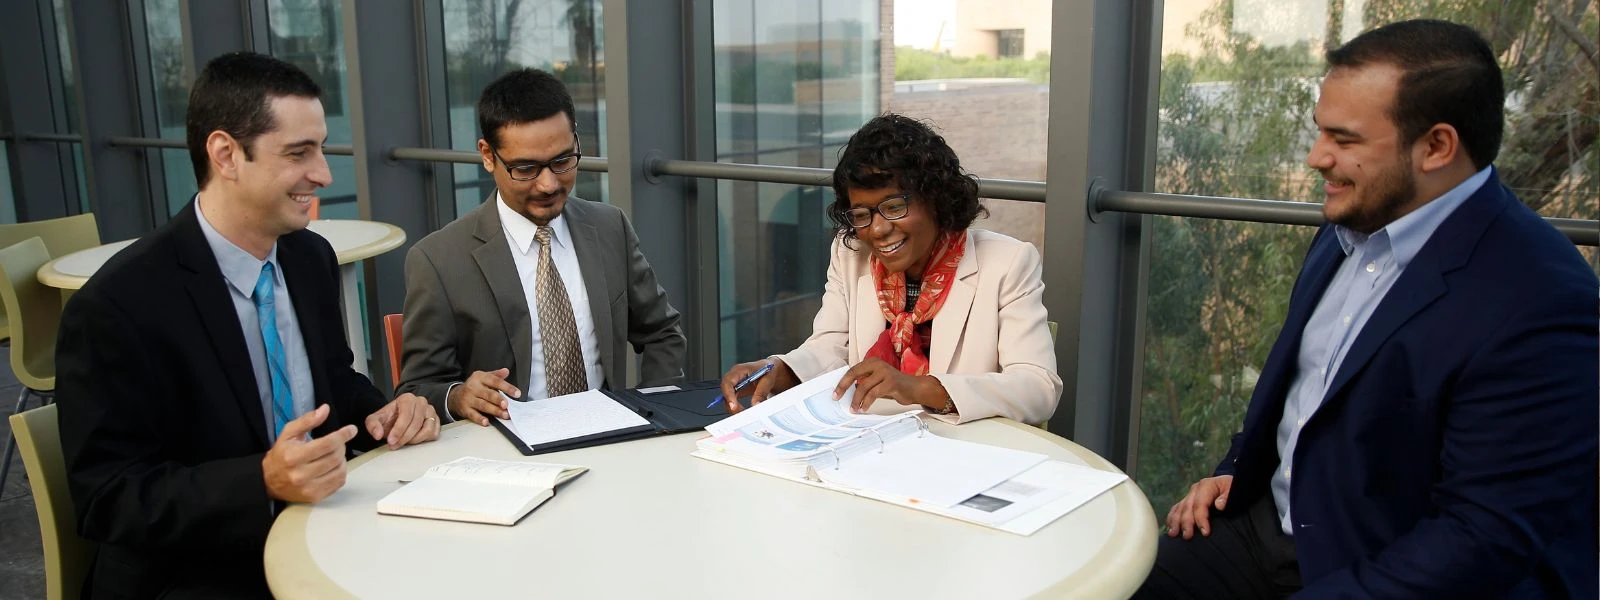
[716,114,1063,427]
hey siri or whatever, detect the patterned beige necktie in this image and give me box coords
[534,226,587,396]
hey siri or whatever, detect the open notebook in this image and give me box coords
[377,456,587,526]
[692,368,1127,535]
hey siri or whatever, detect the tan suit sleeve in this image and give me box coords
[930,240,1062,425]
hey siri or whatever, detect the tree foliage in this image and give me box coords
[1138,0,1598,513]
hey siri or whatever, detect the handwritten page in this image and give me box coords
[502,390,651,447]
[424,456,573,489]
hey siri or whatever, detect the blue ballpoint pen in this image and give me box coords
[708,361,776,408]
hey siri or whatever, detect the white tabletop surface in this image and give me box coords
[264,418,1158,599]
[35,219,406,289]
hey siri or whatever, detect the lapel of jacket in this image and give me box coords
[1319,174,1507,405]
[853,254,882,363]
[173,202,273,449]
[469,195,534,389]
[278,232,331,431]
[930,230,978,374]
[1247,227,1347,422]
[564,198,615,385]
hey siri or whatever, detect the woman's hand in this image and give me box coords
[834,358,952,414]
[718,358,797,414]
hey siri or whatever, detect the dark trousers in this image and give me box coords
[1134,494,1302,600]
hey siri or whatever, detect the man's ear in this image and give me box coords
[206,130,243,182]
[477,138,495,174]
[1415,123,1462,173]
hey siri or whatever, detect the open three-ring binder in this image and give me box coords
[692,367,1128,535]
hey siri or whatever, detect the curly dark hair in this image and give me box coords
[830,114,985,245]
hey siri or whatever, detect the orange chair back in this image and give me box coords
[383,313,403,388]
[308,197,320,220]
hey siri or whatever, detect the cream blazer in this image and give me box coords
[778,229,1062,424]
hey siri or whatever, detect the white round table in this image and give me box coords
[264,419,1158,599]
[36,220,406,374]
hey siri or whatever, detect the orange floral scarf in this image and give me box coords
[864,230,966,376]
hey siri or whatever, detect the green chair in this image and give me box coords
[0,237,61,493]
[0,213,101,342]
[10,403,94,600]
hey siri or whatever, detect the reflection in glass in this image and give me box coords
[714,1,880,370]
[268,0,356,212]
[441,0,606,218]
[1139,0,1600,513]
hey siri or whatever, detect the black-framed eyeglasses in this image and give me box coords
[842,194,911,228]
[490,137,582,181]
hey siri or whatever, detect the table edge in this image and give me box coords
[264,419,1157,599]
[322,221,407,264]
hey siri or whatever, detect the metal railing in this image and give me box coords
[642,157,1597,247]
[390,147,610,173]
[20,132,83,143]
[230,148,1594,247]
[109,136,353,155]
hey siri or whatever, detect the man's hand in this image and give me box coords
[719,359,796,414]
[447,368,519,426]
[263,404,358,503]
[365,393,441,449]
[834,358,947,413]
[1165,474,1234,540]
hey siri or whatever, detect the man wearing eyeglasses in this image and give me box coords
[398,68,686,426]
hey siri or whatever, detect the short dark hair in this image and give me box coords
[477,68,577,148]
[185,52,321,188]
[1327,19,1504,169]
[830,114,985,245]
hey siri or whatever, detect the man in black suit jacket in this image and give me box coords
[56,53,440,599]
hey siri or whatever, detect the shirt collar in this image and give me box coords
[195,194,282,298]
[496,191,571,255]
[1331,165,1491,268]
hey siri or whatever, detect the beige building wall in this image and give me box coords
[951,0,1051,59]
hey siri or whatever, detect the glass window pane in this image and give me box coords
[1139,0,1600,513]
[712,1,881,370]
[267,0,355,216]
[891,0,1049,251]
[441,0,607,219]
[144,0,198,214]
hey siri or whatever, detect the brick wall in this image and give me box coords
[889,84,1050,251]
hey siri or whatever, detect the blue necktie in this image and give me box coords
[254,263,296,437]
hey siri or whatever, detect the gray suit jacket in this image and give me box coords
[398,194,687,417]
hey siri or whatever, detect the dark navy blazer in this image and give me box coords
[1215,170,1598,598]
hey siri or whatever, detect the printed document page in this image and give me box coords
[816,434,1048,508]
[501,390,651,447]
[943,460,1129,535]
[702,367,921,460]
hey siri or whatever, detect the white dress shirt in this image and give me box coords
[496,194,605,399]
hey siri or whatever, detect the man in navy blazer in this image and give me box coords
[1136,20,1598,599]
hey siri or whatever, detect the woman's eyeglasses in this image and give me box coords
[842,194,911,228]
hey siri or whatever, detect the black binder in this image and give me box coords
[489,380,737,456]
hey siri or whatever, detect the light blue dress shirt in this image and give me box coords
[196,195,317,438]
[1271,167,1492,534]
